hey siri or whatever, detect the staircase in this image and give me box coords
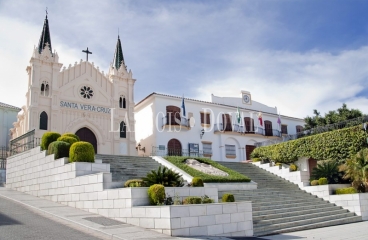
[95,154,163,184]
[218,162,362,236]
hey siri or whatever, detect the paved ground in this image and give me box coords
[1,187,368,240]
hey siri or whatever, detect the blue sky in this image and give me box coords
[0,0,368,118]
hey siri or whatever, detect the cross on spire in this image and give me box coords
[82,47,92,61]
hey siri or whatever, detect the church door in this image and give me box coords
[167,139,182,156]
[75,127,97,153]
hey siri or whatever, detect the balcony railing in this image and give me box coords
[151,147,204,157]
[10,129,41,156]
[214,123,280,137]
[162,116,190,128]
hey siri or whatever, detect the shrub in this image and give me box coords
[41,132,61,151]
[310,160,347,184]
[311,180,319,186]
[336,187,358,195]
[201,195,214,204]
[61,133,80,141]
[48,141,70,159]
[124,179,146,187]
[222,193,235,202]
[142,166,184,187]
[250,125,368,163]
[183,196,202,205]
[289,164,298,172]
[57,136,78,146]
[318,177,328,185]
[275,163,282,167]
[252,158,261,162]
[191,177,204,187]
[69,141,95,162]
[147,184,165,205]
[164,156,251,183]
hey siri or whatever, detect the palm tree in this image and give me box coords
[340,148,368,192]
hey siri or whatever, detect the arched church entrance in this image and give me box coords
[75,127,97,153]
[167,138,182,156]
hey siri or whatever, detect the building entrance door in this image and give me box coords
[75,127,97,153]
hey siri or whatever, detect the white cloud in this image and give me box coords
[194,47,368,118]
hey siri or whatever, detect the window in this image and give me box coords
[120,121,126,138]
[200,112,211,125]
[166,106,181,125]
[264,120,273,136]
[80,86,94,99]
[281,124,288,134]
[244,117,254,132]
[202,142,212,156]
[39,111,48,130]
[119,95,126,109]
[296,125,303,133]
[40,81,49,96]
[225,144,236,158]
[222,114,232,131]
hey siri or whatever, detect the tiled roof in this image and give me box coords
[135,92,304,121]
[0,102,21,111]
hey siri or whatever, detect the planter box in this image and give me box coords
[204,182,257,192]
[303,184,351,200]
[128,202,253,237]
[329,193,368,220]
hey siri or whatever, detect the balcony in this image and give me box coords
[214,123,281,137]
[162,116,190,128]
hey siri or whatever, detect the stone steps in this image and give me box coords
[218,162,362,236]
[95,154,163,183]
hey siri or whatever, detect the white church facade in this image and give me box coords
[134,92,305,162]
[10,15,137,155]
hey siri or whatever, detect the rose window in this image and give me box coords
[80,86,94,99]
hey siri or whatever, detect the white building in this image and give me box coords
[0,102,21,147]
[135,91,305,162]
[10,14,136,155]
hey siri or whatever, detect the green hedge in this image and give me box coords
[192,177,204,187]
[163,156,251,183]
[183,196,202,205]
[48,141,70,159]
[57,136,78,145]
[251,125,368,163]
[69,141,95,163]
[318,177,328,185]
[222,193,235,202]
[124,179,146,187]
[336,187,358,195]
[148,184,165,205]
[41,132,61,151]
[61,133,80,141]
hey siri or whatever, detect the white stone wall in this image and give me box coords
[303,184,351,201]
[329,193,368,221]
[6,147,254,236]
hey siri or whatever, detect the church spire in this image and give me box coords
[37,13,52,54]
[112,35,125,70]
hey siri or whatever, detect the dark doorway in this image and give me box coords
[264,120,273,136]
[75,127,97,153]
[167,139,182,156]
[246,145,256,160]
[308,158,318,177]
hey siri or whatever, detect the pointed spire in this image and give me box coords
[38,13,52,54]
[112,35,125,70]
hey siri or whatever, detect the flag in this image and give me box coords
[277,113,281,127]
[258,112,263,126]
[181,96,186,117]
[236,107,241,124]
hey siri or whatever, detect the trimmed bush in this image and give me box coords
[124,179,146,187]
[289,164,298,172]
[192,177,204,187]
[252,158,261,162]
[222,193,235,202]
[251,125,368,163]
[48,141,70,159]
[143,166,184,187]
[318,177,328,185]
[183,196,202,205]
[147,184,165,205]
[69,141,95,162]
[57,136,78,146]
[202,195,214,204]
[164,156,251,183]
[41,132,61,151]
[311,180,319,186]
[336,187,358,195]
[61,133,80,141]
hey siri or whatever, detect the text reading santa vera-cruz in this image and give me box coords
[60,101,111,114]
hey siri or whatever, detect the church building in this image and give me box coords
[10,14,137,155]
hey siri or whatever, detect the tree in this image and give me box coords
[304,104,362,130]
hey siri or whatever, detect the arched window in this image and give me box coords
[39,111,48,130]
[123,97,126,108]
[119,97,123,108]
[264,120,273,136]
[120,121,126,138]
[296,125,303,133]
[41,83,45,95]
[244,117,255,132]
[45,84,49,96]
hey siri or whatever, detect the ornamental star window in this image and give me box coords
[80,86,94,99]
